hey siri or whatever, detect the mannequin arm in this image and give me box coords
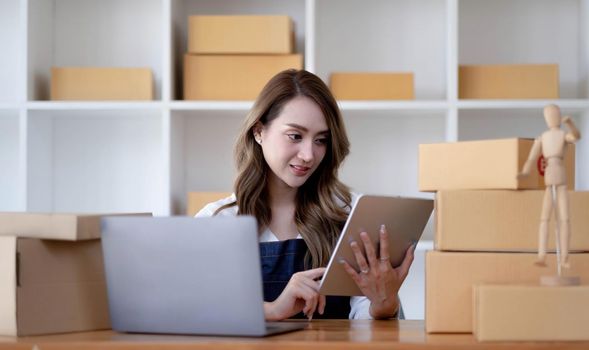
[518,138,542,177]
[562,116,581,142]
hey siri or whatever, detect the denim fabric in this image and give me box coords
[259,239,350,319]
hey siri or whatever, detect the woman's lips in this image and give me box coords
[290,164,311,176]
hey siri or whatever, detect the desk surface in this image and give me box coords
[1,320,587,349]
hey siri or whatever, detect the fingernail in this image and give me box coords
[380,224,386,232]
[339,258,346,264]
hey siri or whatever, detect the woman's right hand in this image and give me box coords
[264,267,326,321]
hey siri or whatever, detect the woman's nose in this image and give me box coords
[297,140,314,163]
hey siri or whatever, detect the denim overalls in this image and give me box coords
[259,239,350,319]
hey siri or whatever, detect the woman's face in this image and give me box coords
[258,96,329,190]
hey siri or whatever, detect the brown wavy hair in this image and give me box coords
[216,69,352,268]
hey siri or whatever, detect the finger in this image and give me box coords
[360,231,378,268]
[319,295,326,315]
[301,267,326,280]
[299,274,321,292]
[298,284,318,317]
[350,240,369,273]
[300,283,319,317]
[396,243,416,281]
[341,259,362,285]
[379,224,390,263]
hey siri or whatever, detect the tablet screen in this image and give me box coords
[319,195,433,296]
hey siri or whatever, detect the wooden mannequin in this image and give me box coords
[518,104,581,284]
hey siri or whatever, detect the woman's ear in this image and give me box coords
[252,122,263,144]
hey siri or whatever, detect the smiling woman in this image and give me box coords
[195,69,413,322]
[255,97,330,195]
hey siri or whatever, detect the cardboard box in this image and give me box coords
[184,54,303,100]
[435,190,589,252]
[329,73,414,100]
[419,138,575,191]
[473,284,589,341]
[425,251,589,333]
[51,67,153,101]
[187,192,232,216]
[0,237,109,336]
[188,15,293,54]
[0,213,151,241]
[459,64,559,99]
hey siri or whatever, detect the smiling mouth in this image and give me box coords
[290,164,311,175]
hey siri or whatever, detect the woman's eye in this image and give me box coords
[287,134,302,141]
[315,138,328,145]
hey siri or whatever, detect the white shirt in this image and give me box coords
[195,193,373,319]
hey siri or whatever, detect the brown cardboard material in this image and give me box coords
[51,67,153,101]
[183,54,303,100]
[459,64,559,99]
[419,138,575,191]
[0,213,151,241]
[473,284,589,341]
[187,192,232,216]
[329,73,414,100]
[188,15,293,54]
[0,237,109,336]
[435,190,589,252]
[425,251,589,333]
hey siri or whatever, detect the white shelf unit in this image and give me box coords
[1,0,588,320]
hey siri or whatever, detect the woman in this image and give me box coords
[196,69,414,321]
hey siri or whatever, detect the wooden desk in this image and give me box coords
[1,320,587,349]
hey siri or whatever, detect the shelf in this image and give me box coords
[26,101,163,111]
[169,100,449,112]
[338,100,448,111]
[456,99,589,110]
[169,101,254,111]
[26,101,164,111]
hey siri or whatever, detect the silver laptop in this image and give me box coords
[101,216,307,337]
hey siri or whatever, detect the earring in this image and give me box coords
[255,135,262,144]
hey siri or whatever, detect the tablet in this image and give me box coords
[319,195,433,296]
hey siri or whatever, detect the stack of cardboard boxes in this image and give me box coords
[419,138,589,340]
[0,212,147,336]
[184,15,303,100]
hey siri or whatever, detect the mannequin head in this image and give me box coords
[544,104,561,128]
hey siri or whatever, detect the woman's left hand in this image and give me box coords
[341,225,415,319]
